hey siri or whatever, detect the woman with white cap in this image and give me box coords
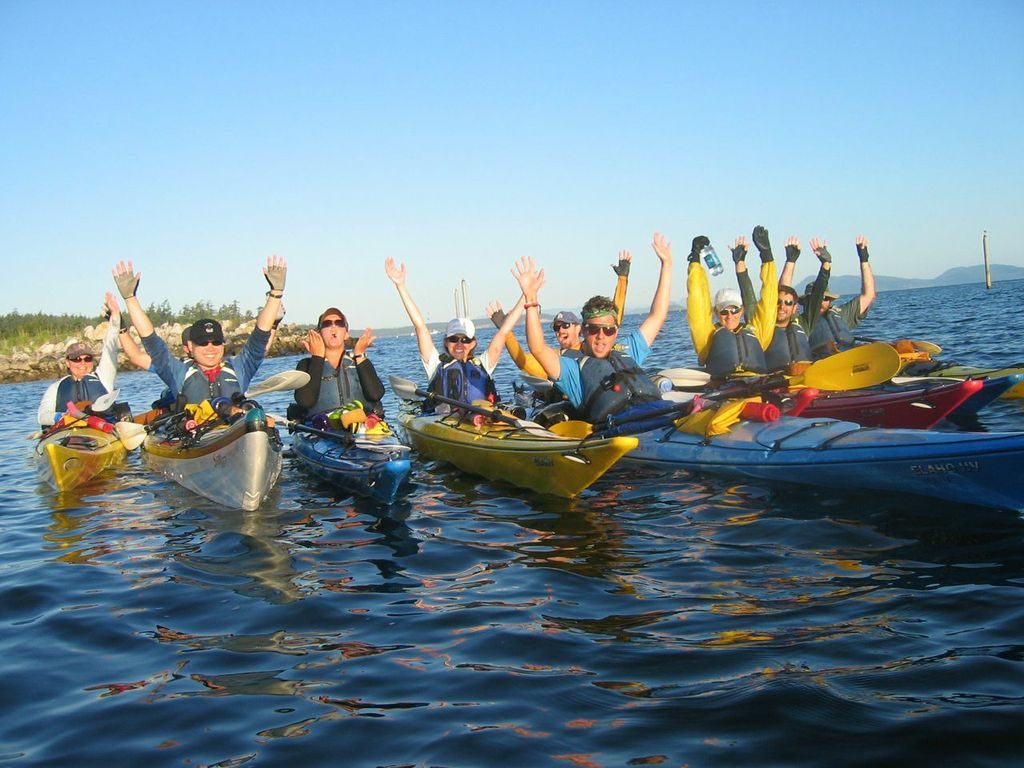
[385,258,523,405]
[686,227,778,381]
[37,293,122,427]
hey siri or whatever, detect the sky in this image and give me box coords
[2,0,1022,330]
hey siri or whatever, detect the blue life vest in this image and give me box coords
[705,325,768,378]
[428,355,496,408]
[574,349,662,422]
[764,322,811,372]
[809,309,855,359]
[54,374,109,411]
[178,362,241,406]
[309,357,367,416]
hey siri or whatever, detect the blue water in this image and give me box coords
[3,281,1023,766]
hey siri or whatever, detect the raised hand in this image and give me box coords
[354,328,375,356]
[112,261,140,299]
[612,249,632,276]
[784,236,801,263]
[688,235,710,264]
[752,225,773,262]
[486,300,506,327]
[263,254,287,293]
[856,235,870,263]
[651,233,672,264]
[511,256,545,300]
[384,257,406,286]
[731,236,748,264]
[303,328,325,357]
[809,238,832,264]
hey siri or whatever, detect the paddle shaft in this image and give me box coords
[289,421,354,442]
[415,387,524,428]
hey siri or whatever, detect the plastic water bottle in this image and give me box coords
[702,245,724,276]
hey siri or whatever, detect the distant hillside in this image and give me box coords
[802,263,1024,295]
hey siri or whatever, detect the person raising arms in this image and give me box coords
[804,236,877,359]
[510,232,672,422]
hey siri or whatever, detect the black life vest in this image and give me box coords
[574,349,662,422]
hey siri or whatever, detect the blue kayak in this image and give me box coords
[291,426,412,505]
[622,415,1024,511]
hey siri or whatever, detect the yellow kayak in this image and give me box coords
[399,412,636,498]
[35,425,127,491]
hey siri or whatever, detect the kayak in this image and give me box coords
[35,424,127,491]
[291,426,412,505]
[795,378,983,429]
[622,415,1024,512]
[399,411,637,498]
[142,405,283,511]
[892,373,1023,416]
[901,361,1024,399]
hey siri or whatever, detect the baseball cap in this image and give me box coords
[317,307,348,327]
[65,342,95,359]
[445,317,476,339]
[190,318,225,345]
[552,311,581,327]
[713,288,742,313]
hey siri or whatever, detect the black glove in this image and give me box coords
[731,242,747,264]
[857,242,870,263]
[815,245,832,264]
[689,235,710,264]
[490,308,506,328]
[119,313,131,333]
[752,226,773,263]
[785,243,800,263]
[612,258,630,277]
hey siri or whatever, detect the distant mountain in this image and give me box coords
[799,263,1024,295]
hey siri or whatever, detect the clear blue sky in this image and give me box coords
[2,1,1022,329]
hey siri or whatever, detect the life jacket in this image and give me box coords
[178,362,241,408]
[809,308,855,359]
[705,325,768,378]
[764,322,812,372]
[54,374,109,411]
[309,357,367,416]
[428,355,497,409]
[574,349,663,422]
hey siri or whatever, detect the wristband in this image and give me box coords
[524,302,540,310]
[266,291,284,299]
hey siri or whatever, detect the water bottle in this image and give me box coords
[702,245,724,276]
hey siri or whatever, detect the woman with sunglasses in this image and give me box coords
[385,258,523,408]
[290,307,385,419]
[37,292,123,427]
[740,236,829,374]
[111,256,286,407]
[510,232,672,423]
[687,227,778,381]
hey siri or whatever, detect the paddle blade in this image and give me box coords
[388,375,423,402]
[92,389,120,412]
[114,421,147,450]
[800,343,902,391]
[244,370,310,397]
[912,340,942,355]
[657,368,712,388]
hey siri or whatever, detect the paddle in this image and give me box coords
[855,336,942,355]
[389,375,539,430]
[657,342,902,393]
[245,370,310,397]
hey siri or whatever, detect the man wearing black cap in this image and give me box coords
[37,293,123,427]
[800,237,877,359]
[112,255,287,406]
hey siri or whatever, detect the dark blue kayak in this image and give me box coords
[623,415,1024,511]
[291,425,412,505]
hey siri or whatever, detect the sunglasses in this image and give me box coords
[320,319,348,329]
[585,324,618,337]
[446,335,473,344]
[778,299,796,307]
[194,340,224,347]
[67,355,93,363]
[718,307,742,316]
[552,322,575,331]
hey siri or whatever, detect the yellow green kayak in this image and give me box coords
[399,412,636,498]
[35,425,128,491]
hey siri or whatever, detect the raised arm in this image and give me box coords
[487,300,548,378]
[779,236,801,288]
[256,255,287,332]
[385,257,435,363]
[855,236,877,313]
[512,256,561,380]
[96,292,122,391]
[483,294,526,368]
[611,250,631,326]
[112,261,154,337]
[637,231,673,345]
[732,237,757,318]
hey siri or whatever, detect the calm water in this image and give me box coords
[3,281,1023,767]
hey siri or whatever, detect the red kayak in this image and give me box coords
[793,378,983,429]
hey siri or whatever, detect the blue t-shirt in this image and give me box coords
[554,330,652,408]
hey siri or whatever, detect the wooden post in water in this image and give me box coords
[983,231,992,289]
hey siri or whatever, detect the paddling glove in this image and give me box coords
[114,268,140,299]
[689,236,710,264]
[264,262,287,293]
[857,242,870,263]
[612,257,631,277]
[785,243,800,263]
[731,242,747,264]
[815,245,832,264]
[490,308,506,328]
[752,226,774,263]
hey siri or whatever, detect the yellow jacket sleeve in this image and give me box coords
[686,261,714,365]
[751,260,778,350]
[505,333,548,379]
[613,274,628,326]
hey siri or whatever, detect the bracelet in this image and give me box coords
[119,328,129,334]
[266,291,284,299]
[353,354,365,362]
[524,302,540,310]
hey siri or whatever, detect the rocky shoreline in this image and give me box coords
[0,319,309,384]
